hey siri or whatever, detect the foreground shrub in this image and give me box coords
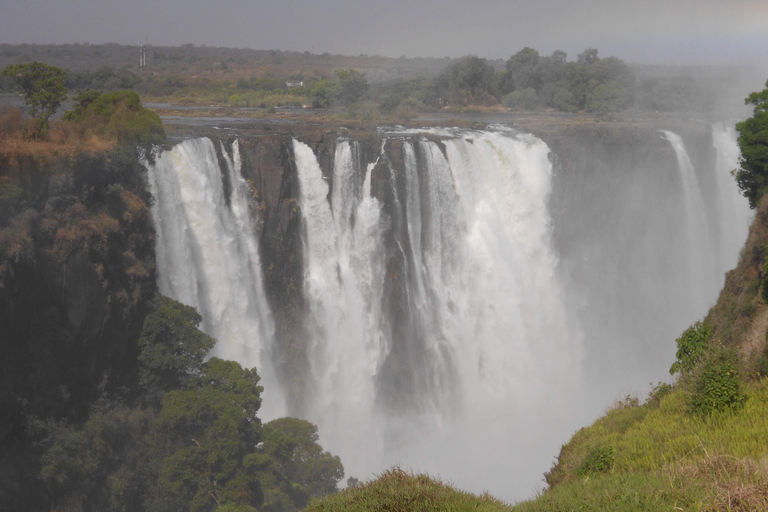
[689,349,745,416]
[670,321,712,375]
[576,445,614,477]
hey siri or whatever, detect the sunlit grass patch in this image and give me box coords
[304,467,509,512]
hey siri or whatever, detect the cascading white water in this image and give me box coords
[145,125,752,504]
[660,130,718,310]
[292,139,388,475]
[712,122,753,272]
[145,138,283,417]
[293,128,582,500]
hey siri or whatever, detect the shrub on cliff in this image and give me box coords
[669,321,712,376]
[734,79,768,209]
[65,89,165,151]
[688,349,745,417]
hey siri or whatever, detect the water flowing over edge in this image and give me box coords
[144,123,751,501]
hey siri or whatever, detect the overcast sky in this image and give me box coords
[1,0,766,66]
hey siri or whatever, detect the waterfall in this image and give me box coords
[145,138,283,418]
[292,139,388,474]
[292,128,582,500]
[712,122,753,273]
[145,125,751,503]
[660,130,717,310]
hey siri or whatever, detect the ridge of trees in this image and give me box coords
[2,44,739,122]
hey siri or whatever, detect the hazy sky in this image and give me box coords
[1,0,767,66]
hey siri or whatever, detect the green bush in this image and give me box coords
[576,445,614,477]
[670,321,712,375]
[503,88,539,110]
[688,349,745,416]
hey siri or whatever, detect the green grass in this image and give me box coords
[303,467,509,512]
[514,456,768,512]
[546,380,768,486]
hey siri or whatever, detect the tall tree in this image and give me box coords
[335,69,369,106]
[155,358,265,511]
[1,62,67,139]
[138,296,215,400]
[734,79,768,208]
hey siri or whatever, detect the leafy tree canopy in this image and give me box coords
[335,69,369,106]
[65,89,166,149]
[262,418,344,499]
[734,79,768,208]
[138,296,215,399]
[155,357,264,511]
[1,61,67,139]
[669,321,712,375]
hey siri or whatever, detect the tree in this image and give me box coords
[155,358,265,511]
[503,88,539,110]
[261,418,343,499]
[734,79,768,208]
[335,69,369,106]
[1,62,67,139]
[310,79,340,108]
[585,80,628,115]
[503,47,541,94]
[138,296,215,399]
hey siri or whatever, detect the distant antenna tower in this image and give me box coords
[140,44,147,68]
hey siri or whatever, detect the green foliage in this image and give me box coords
[64,89,102,121]
[39,405,160,512]
[335,69,369,107]
[552,88,578,112]
[688,349,746,416]
[645,381,673,408]
[434,55,496,105]
[503,88,539,110]
[543,380,768,491]
[155,357,265,511]
[138,296,216,398]
[304,467,509,512]
[65,89,166,149]
[670,321,712,375]
[585,80,629,114]
[262,418,344,499]
[1,61,67,139]
[310,79,340,108]
[734,79,768,208]
[576,445,614,477]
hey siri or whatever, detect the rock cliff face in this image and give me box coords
[233,128,382,413]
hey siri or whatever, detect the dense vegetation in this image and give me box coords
[734,79,768,208]
[0,94,344,511]
[0,43,749,122]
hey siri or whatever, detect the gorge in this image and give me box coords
[144,118,751,501]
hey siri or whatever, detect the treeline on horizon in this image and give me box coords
[0,43,750,118]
